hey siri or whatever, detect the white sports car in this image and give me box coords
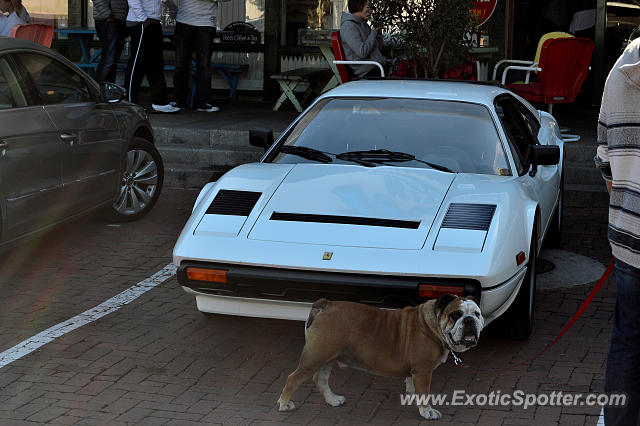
[173,80,563,339]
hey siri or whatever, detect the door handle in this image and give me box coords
[60,133,76,146]
[0,140,7,157]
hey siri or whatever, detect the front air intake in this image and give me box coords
[206,190,262,216]
[441,203,496,231]
[270,212,420,229]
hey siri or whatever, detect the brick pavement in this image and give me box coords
[0,182,615,423]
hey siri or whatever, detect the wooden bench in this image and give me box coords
[270,67,330,112]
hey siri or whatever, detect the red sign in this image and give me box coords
[470,0,498,26]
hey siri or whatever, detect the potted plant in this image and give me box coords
[371,0,478,78]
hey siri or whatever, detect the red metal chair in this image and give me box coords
[330,31,385,83]
[506,37,593,142]
[10,24,54,48]
[505,37,594,114]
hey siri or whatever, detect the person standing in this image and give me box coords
[594,37,640,426]
[125,0,180,113]
[93,0,128,83]
[173,0,220,112]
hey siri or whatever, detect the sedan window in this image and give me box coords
[0,56,26,109]
[270,97,511,176]
[15,53,92,105]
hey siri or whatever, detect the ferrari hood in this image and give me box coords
[247,164,455,249]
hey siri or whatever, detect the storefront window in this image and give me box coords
[284,0,345,46]
[23,0,68,28]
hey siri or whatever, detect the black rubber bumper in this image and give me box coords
[177,261,481,308]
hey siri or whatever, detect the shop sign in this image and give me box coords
[221,21,260,43]
[470,0,498,26]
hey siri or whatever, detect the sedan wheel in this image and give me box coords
[111,137,164,221]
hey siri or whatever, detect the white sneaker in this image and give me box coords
[152,103,181,113]
[196,103,219,112]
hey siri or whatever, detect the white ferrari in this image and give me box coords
[173,80,563,339]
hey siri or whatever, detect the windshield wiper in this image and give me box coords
[335,149,454,173]
[279,145,333,163]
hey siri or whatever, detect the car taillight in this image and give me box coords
[418,284,464,299]
[516,251,526,266]
[186,267,227,283]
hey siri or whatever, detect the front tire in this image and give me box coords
[546,172,563,247]
[494,229,537,340]
[110,137,164,221]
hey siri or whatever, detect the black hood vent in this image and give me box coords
[206,190,262,216]
[441,203,496,231]
[270,212,420,229]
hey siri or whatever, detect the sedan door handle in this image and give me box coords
[60,133,76,146]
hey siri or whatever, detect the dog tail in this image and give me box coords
[305,298,329,337]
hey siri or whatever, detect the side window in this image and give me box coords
[512,98,541,143]
[0,56,27,109]
[495,98,536,175]
[16,53,92,105]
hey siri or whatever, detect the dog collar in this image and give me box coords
[449,348,463,366]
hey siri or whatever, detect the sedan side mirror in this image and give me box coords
[100,82,126,103]
[249,129,274,152]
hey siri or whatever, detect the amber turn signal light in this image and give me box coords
[418,284,464,299]
[186,267,227,283]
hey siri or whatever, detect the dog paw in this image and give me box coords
[277,398,296,411]
[419,406,441,420]
[325,394,346,407]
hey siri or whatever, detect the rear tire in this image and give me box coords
[110,137,164,221]
[493,229,537,340]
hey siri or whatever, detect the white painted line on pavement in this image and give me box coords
[0,263,177,369]
[598,408,604,425]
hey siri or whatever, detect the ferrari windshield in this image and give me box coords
[270,97,511,176]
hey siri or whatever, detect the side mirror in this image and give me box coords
[528,144,560,177]
[249,129,274,152]
[530,145,560,166]
[100,82,126,103]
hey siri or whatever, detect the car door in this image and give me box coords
[0,54,64,241]
[13,52,124,214]
[494,96,557,225]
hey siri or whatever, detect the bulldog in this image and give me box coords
[277,294,483,420]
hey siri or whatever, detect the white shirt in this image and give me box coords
[126,0,162,23]
[0,11,26,37]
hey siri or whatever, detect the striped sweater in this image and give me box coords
[595,37,640,267]
[93,0,128,21]
[177,0,217,28]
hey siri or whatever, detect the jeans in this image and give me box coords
[173,22,215,108]
[94,19,126,83]
[604,258,640,425]
[125,21,169,105]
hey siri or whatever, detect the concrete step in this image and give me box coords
[563,141,597,165]
[158,145,263,168]
[565,184,609,208]
[564,165,604,186]
[154,126,282,148]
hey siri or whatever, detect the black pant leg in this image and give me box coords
[193,26,215,108]
[173,22,195,107]
[125,23,146,103]
[145,22,169,106]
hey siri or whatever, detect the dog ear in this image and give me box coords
[436,294,458,315]
[464,295,479,305]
